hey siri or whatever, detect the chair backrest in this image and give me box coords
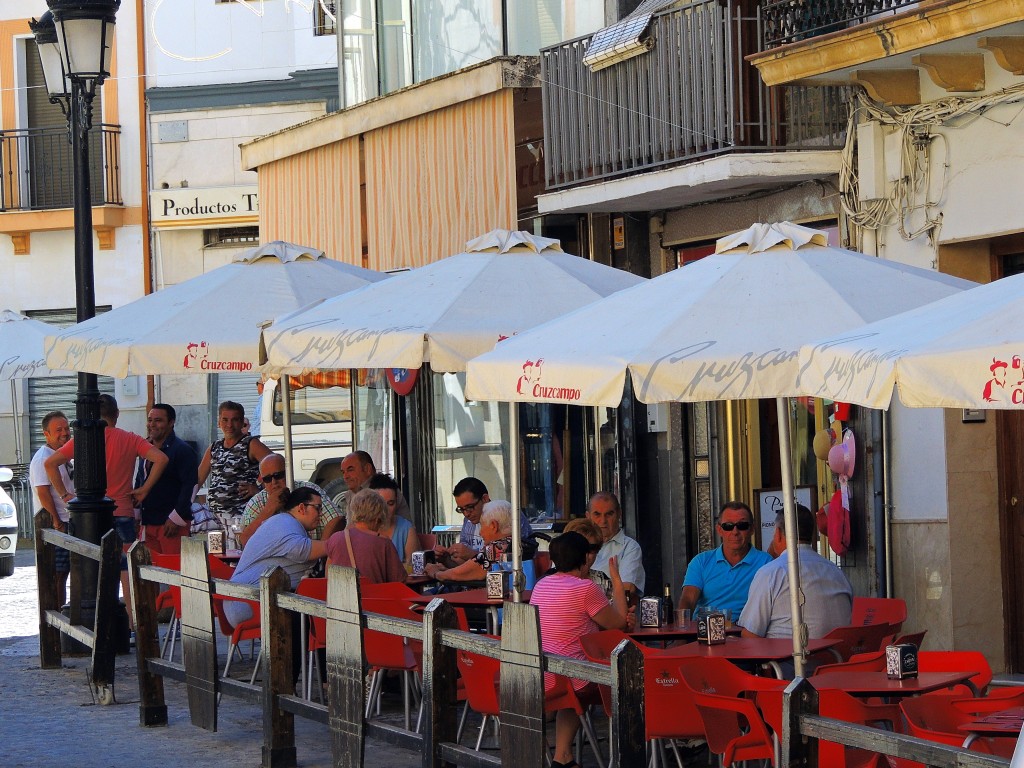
[417,533,437,551]
[296,577,328,649]
[579,629,633,665]
[812,650,887,677]
[360,581,421,600]
[150,552,181,571]
[902,694,1015,760]
[533,551,552,580]
[917,650,992,693]
[894,630,926,649]
[817,689,902,768]
[851,597,907,630]
[361,596,422,671]
[822,622,898,661]
[455,645,501,717]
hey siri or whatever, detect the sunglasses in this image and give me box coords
[262,470,287,483]
[719,521,752,532]
[456,499,481,514]
[304,502,323,513]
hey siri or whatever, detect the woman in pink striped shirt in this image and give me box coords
[531,531,628,768]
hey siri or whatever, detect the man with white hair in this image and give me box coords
[424,500,513,583]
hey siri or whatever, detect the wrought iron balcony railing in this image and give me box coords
[0,124,122,212]
[761,0,924,49]
[541,0,847,191]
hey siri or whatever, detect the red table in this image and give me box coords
[662,637,842,678]
[958,706,1024,748]
[411,588,533,633]
[628,620,741,646]
[811,670,979,697]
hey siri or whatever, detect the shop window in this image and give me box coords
[203,226,259,247]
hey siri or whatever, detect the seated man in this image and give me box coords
[587,491,645,597]
[738,504,853,640]
[238,453,343,546]
[679,501,772,617]
[434,477,536,567]
[424,500,514,583]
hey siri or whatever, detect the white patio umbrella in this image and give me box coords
[796,271,1024,410]
[1,310,69,462]
[466,221,975,674]
[261,228,647,599]
[43,241,389,484]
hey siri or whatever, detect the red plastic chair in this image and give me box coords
[851,597,907,632]
[895,694,1016,767]
[677,657,788,767]
[360,581,422,601]
[362,596,423,731]
[819,623,898,662]
[296,577,328,701]
[816,689,901,768]
[208,554,262,685]
[150,552,181,661]
[917,650,991,696]
[455,644,605,763]
[893,630,926,649]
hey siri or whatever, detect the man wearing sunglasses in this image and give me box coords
[679,500,772,617]
[434,477,537,567]
[237,453,343,547]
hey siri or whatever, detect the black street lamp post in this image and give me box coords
[30,0,120,622]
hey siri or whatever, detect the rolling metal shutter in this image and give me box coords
[215,374,262,424]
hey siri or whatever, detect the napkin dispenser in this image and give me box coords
[207,529,224,556]
[486,570,511,600]
[698,611,727,645]
[411,550,435,576]
[885,643,918,679]
[639,597,664,627]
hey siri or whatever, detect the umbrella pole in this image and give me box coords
[282,375,295,488]
[11,381,22,464]
[776,396,808,678]
[510,401,523,603]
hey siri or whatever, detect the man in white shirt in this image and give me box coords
[739,504,853,641]
[30,411,73,603]
[587,491,645,597]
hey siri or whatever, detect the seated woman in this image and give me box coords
[325,488,407,584]
[368,472,418,566]
[561,517,612,595]
[530,531,628,768]
[422,500,513,583]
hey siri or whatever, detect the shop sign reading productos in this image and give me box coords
[151,186,259,228]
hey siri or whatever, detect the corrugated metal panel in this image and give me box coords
[364,90,518,270]
[215,374,262,424]
[258,138,362,264]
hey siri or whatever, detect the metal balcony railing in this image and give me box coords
[761,0,924,48]
[541,0,847,190]
[0,124,122,212]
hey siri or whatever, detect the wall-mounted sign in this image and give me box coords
[151,185,259,228]
[754,485,816,551]
[613,216,625,250]
[386,367,419,396]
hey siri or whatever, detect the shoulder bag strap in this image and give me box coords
[344,529,358,571]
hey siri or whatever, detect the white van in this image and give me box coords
[255,378,352,497]
[0,467,18,577]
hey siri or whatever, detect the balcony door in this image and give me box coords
[24,39,103,210]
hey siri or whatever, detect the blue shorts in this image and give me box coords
[115,517,137,572]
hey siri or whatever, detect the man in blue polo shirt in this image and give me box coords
[679,501,772,617]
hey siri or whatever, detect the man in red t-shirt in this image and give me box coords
[46,394,168,626]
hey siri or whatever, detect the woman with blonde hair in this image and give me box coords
[325,488,406,583]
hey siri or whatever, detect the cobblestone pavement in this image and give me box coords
[0,547,425,768]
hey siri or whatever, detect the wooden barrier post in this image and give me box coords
[34,511,61,669]
[90,528,122,695]
[261,566,297,768]
[128,541,168,726]
[421,598,459,768]
[325,565,366,768]
[179,536,218,731]
[499,600,546,766]
[610,638,645,765]
[783,677,818,768]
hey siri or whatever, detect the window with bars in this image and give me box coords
[203,226,259,247]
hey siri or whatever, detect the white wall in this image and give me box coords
[145,0,337,86]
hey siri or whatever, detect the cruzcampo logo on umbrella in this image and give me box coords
[182,341,253,372]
